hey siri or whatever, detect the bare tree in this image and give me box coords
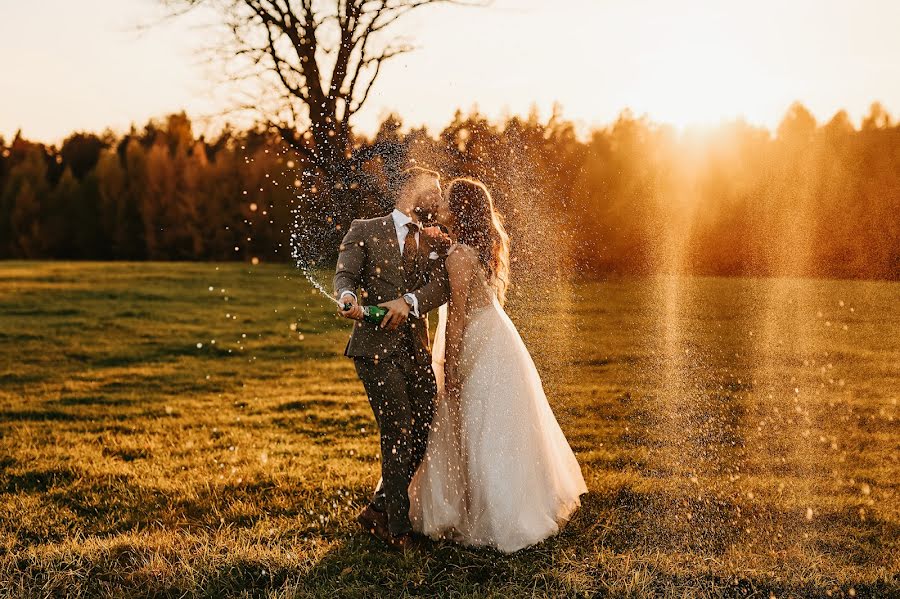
[161,0,478,210]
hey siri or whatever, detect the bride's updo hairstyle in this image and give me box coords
[445,178,511,305]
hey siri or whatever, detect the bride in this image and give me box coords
[408,177,587,553]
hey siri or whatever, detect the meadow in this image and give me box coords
[0,261,897,598]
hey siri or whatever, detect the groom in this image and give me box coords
[334,166,450,549]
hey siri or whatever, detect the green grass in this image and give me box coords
[0,261,898,598]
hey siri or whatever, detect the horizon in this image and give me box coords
[2,99,886,149]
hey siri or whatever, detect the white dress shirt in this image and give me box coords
[389,208,419,252]
[339,208,422,317]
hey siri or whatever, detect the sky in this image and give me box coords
[3,0,900,144]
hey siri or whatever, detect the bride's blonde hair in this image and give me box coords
[445,178,511,305]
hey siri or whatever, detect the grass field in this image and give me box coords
[1,261,898,598]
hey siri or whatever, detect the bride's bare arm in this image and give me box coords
[443,248,475,395]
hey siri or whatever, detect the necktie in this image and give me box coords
[402,222,419,289]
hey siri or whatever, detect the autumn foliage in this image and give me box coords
[0,103,897,279]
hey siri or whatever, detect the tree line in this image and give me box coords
[1,102,897,280]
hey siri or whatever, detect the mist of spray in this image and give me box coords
[287,141,408,309]
[289,179,348,308]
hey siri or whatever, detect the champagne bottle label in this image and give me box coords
[362,305,388,324]
[344,303,387,325]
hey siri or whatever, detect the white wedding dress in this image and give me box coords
[408,244,587,553]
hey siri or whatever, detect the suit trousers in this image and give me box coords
[353,330,437,536]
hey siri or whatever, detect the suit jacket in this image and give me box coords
[334,214,450,363]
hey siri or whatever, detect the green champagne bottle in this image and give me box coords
[345,302,387,325]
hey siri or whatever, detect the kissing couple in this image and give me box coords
[334,166,587,553]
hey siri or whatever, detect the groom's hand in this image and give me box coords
[378,298,410,331]
[338,293,363,320]
[422,226,450,244]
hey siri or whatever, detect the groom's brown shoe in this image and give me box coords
[356,505,388,537]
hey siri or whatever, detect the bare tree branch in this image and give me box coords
[159,0,486,204]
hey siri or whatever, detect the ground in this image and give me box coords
[0,262,897,598]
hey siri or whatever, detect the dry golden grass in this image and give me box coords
[0,262,897,597]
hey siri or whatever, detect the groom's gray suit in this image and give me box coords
[334,213,450,536]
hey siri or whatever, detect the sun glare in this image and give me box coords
[619,14,782,129]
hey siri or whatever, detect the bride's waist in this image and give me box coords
[465,301,494,320]
[460,305,503,349]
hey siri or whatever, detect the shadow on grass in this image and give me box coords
[92,344,233,368]
[4,488,898,597]
[3,467,81,493]
[1,307,83,317]
[280,531,567,597]
[0,371,45,386]
[56,395,136,407]
[276,398,344,412]
[0,409,93,422]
